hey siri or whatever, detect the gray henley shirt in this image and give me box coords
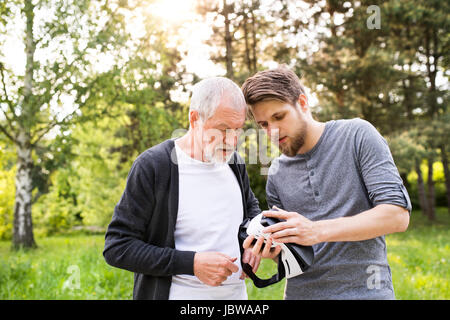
[266,118,412,300]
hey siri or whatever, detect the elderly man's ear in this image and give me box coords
[189,110,200,128]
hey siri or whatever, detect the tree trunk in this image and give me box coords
[12,0,37,249]
[250,9,257,73]
[415,159,428,217]
[424,24,439,118]
[242,11,252,74]
[426,157,436,221]
[400,172,410,192]
[12,131,36,249]
[440,145,450,214]
[223,0,234,79]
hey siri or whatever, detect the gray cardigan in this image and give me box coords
[103,139,260,299]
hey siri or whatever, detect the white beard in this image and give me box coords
[204,144,235,164]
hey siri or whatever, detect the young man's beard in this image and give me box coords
[280,119,307,157]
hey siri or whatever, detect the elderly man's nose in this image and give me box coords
[224,130,233,142]
[224,129,238,145]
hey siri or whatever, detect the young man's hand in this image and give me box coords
[262,206,321,246]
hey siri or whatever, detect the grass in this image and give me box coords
[0,236,133,300]
[0,208,448,300]
[384,207,449,299]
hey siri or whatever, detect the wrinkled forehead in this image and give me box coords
[206,101,246,129]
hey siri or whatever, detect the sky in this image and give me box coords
[142,0,227,79]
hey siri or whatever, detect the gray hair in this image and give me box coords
[189,77,247,121]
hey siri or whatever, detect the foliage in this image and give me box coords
[407,161,448,208]
[0,143,15,240]
[32,114,131,234]
[33,168,80,237]
[69,117,130,227]
[387,129,427,176]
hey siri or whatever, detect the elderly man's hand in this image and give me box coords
[242,234,282,261]
[262,206,321,246]
[239,248,262,279]
[193,252,239,286]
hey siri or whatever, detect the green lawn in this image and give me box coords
[0,208,448,300]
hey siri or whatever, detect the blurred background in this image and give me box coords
[0,0,448,299]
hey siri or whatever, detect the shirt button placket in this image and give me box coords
[307,159,319,199]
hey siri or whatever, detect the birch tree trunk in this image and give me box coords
[12,0,37,249]
[12,131,36,249]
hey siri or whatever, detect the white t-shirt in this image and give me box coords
[168,141,247,300]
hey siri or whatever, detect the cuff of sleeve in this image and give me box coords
[373,184,412,214]
[400,184,412,214]
[173,250,196,275]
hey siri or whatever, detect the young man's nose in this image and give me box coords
[267,125,280,140]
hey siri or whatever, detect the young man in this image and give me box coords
[103,77,260,300]
[241,66,411,300]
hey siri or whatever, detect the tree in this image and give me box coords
[437,115,450,213]
[196,0,236,79]
[195,0,274,82]
[387,128,428,216]
[0,0,145,249]
[385,0,449,218]
[0,139,15,240]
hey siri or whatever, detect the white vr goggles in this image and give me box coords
[239,211,314,288]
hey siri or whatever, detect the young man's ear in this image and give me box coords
[297,94,309,112]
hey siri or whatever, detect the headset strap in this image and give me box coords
[241,255,285,288]
[239,218,286,288]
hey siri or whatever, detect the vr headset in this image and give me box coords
[238,211,314,288]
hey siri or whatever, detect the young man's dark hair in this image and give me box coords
[241,65,306,107]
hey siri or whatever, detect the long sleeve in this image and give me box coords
[103,158,195,276]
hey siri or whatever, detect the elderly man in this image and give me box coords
[103,77,261,300]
